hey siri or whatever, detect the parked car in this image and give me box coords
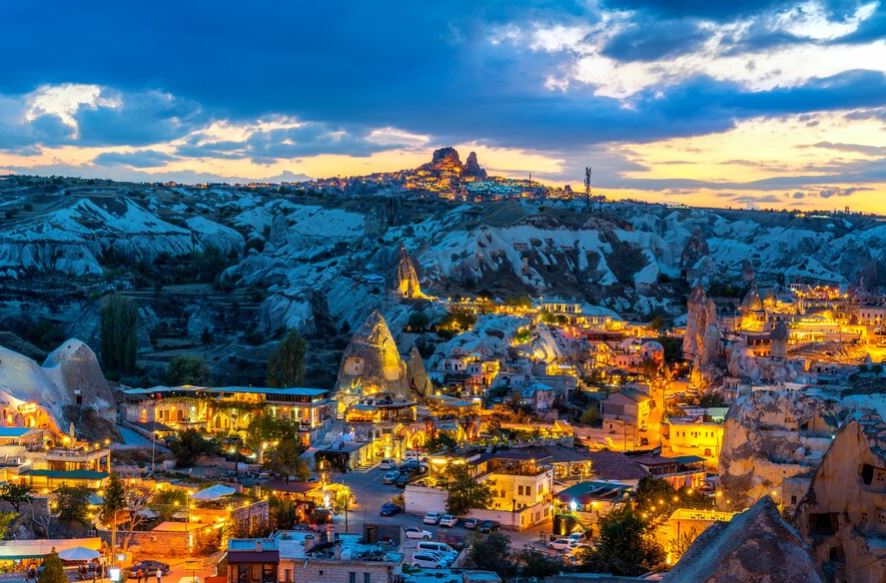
[383,470,400,484]
[463,518,479,530]
[478,520,500,533]
[548,538,579,552]
[404,527,433,540]
[394,473,412,488]
[411,553,448,569]
[423,512,443,525]
[379,459,396,470]
[379,502,403,516]
[128,561,171,578]
[129,560,169,578]
[399,460,428,473]
[438,514,458,527]
[416,541,458,561]
[567,532,586,543]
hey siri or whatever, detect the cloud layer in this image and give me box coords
[0,0,884,210]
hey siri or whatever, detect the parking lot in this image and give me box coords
[331,466,556,553]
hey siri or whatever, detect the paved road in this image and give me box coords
[331,467,555,553]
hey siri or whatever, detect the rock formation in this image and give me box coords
[395,245,424,299]
[684,285,720,386]
[421,147,463,173]
[770,321,789,360]
[718,391,843,510]
[334,310,410,413]
[795,417,886,582]
[664,496,823,583]
[741,259,756,283]
[680,229,709,275]
[0,339,116,436]
[406,346,432,396]
[463,151,487,179]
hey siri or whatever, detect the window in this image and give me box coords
[349,573,356,583]
[364,574,371,583]
[284,570,292,583]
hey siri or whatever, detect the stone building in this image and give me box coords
[795,417,886,582]
[664,496,823,582]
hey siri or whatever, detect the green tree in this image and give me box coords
[444,463,493,516]
[38,551,67,583]
[166,355,210,385]
[407,310,430,332]
[426,432,458,453]
[580,406,600,427]
[519,548,563,578]
[634,477,676,523]
[262,439,310,482]
[102,473,126,551]
[168,429,219,467]
[267,330,307,387]
[245,413,298,451]
[100,294,138,375]
[54,485,91,525]
[469,532,516,577]
[0,512,17,539]
[580,506,665,576]
[150,489,188,520]
[0,482,33,512]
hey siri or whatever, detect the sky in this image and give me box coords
[0,1,884,212]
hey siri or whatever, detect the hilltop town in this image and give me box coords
[0,152,885,582]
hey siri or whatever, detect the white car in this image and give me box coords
[547,538,579,552]
[438,514,458,527]
[423,512,443,525]
[404,527,433,540]
[567,532,585,543]
[412,552,449,569]
[379,459,396,470]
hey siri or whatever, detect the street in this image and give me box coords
[331,466,556,552]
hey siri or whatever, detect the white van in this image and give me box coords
[416,541,457,560]
[412,553,448,569]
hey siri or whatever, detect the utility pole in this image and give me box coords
[584,166,592,211]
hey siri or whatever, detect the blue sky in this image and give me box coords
[0,0,884,210]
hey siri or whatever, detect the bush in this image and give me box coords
[166,356,210,385]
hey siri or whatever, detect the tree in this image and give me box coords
[580,406,600,427]
[54,485,91,525]
[580,506,665,576]
[634,477,676,523]
[267,330,307,387]
[425,432,458,453]
[38,551,67,583]
[406,310,430,332]
[100,294,138,375]
[519,548,563,578]
[245,413,298,451]
[469,532,516,577]
[168,429,219,468]
[166,355,210,385]
[102,474,126,552]
[0,482,33,512]
[444,464,493,516]
[0,511,17,539]
[262,439,310,482]
[121,483,154,549]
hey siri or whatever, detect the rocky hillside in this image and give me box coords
[1,153,883,385]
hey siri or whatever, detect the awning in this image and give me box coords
[191,484,236,501]
[59,547,102,561]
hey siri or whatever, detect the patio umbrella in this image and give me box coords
[58,547,101,561]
